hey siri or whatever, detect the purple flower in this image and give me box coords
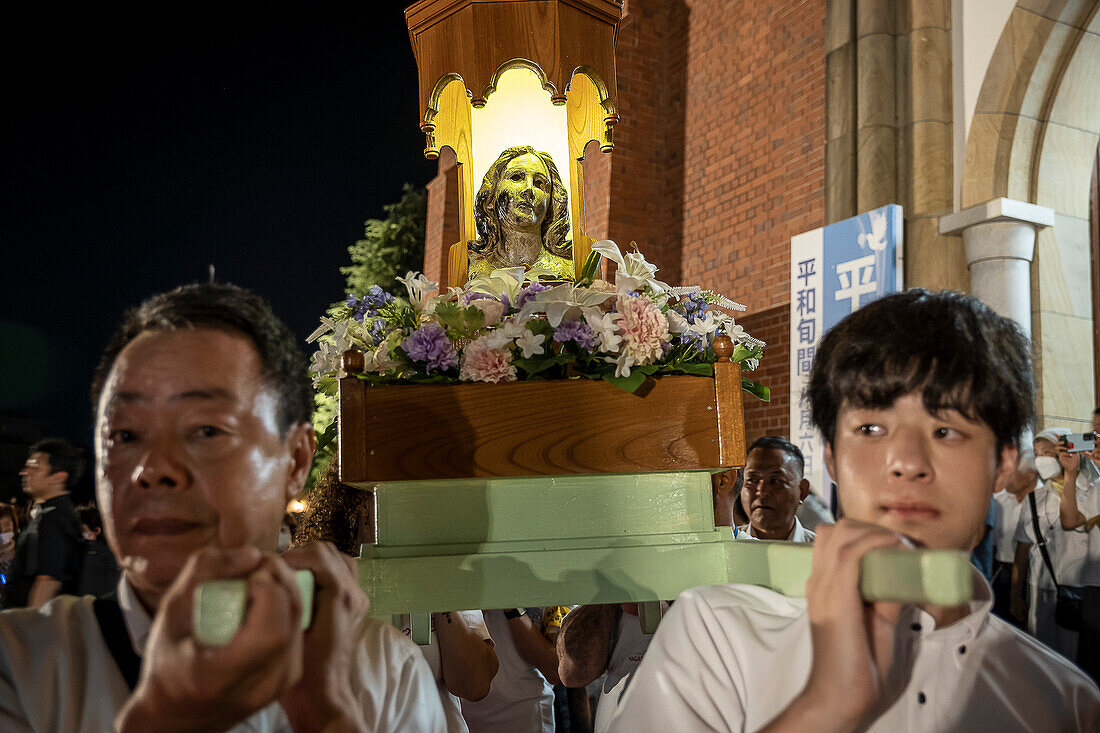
[554,320,598,350]
[349,286,396,322]
[516,282,550,308]
[367,318,388,346]
[402,323,458,372]
[680,330,706,353]
[674,294,709,324]
[461,292,493,305]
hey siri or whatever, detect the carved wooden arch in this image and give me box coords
[429,61,619,286]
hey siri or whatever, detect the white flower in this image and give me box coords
[688,310,720,339]
[725,323,746,344]
[396,271,438,311]
[604,352,637,378]
[519,283,615,326]
[495,319,529,342]
[664,309,689,334]
[367,346,398,373]
[515,328,547,358]
[590,239,672,295]
[482,329,511,350]
[466,267,526,303]
[584,310,622,353]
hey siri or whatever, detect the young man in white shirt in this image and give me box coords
[0,284,446,732]
[609,289,1100,731]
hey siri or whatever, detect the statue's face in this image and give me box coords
[494,153,551,230]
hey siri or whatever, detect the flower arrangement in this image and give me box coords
[308,240,768,400]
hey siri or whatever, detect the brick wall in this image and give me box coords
[422,148,459,287]
[737,304,791,444]
[607,0,827,437]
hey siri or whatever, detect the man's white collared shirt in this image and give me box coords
[607,572,1099,731]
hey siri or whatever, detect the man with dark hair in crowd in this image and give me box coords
[737,436,815,543]
[76,504,120,598]
[0,283,444,732]
[9,438,85,608]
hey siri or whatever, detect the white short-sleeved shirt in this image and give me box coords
[592,609,660,733]
[461,609,554,733]
[991,490,1027,564]
[607,574,1100,732]
[0,581,447,733]
[736,516,815,543]
[1014,484,1094,588]
[396,611,491,733]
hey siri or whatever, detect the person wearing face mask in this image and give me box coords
[0,504,20,609]
[1010,427,1098,660]
[1055,414,1100,683]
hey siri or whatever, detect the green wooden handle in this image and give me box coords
[193,569,315,646]
[859,548,973,606]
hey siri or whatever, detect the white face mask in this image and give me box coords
[0,532,12,545]
[1034,455,1062,481]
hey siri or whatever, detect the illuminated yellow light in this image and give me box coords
[287,499,306,514]
[471,67,572,229]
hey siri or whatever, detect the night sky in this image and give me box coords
[1,4,436,447]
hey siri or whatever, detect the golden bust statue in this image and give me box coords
[467,145,574,281]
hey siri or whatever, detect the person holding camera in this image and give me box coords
[1011,427,1099,662]
[1054,413,1100,682]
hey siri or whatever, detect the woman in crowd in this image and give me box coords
[1012,427,1099,660]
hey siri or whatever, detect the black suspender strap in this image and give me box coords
[92,594,142,691]
[1028,491,1062,589]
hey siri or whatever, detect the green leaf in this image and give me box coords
[432,301,486,339]
[576,250,603,285]
[603,370,648,393]
[515,353,573,376]
[741,377,771,402]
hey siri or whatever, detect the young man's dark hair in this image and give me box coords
[90,283,312,434]
[807,288,1034,451]
[747,436,805,476]
[29,439,85,491]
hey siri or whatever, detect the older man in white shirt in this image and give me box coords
[0,284,445,732]
[736,437,816,543]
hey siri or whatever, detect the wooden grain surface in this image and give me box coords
[339,374,743,483]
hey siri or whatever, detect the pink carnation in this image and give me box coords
[617,295,670,364]
[459,335,517,383]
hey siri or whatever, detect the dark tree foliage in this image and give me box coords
[342,183,427,295]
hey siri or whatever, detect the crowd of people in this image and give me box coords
[0,282,1097,731]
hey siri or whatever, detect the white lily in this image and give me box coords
[466,267,527,303]
[515,328,547,358]
[518,283,616,327]
[590,239,672,295]
[396,271,439,311]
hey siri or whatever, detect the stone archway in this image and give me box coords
[963,0,1100,431]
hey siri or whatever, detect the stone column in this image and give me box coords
[938,198,1053,338]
